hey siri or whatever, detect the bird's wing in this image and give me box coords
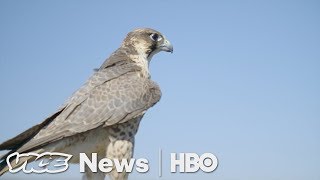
[16,62,161,153]
[0,62,135,151]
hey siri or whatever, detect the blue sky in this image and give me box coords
[0,0,319,179]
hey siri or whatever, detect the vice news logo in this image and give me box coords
[6,152,72,174]
[6,152,218,175]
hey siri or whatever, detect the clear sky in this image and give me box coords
[0,0,319,180]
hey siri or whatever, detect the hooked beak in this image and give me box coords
[159,39,173,53]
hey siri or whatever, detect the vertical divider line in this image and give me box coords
[159,148,162,177]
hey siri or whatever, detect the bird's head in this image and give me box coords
[121,28,173,60]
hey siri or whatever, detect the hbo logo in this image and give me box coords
[170,153,218,173]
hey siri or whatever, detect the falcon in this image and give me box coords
[0,28,173,180]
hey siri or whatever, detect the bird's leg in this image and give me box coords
[105,119,141,180]
[106,138,134,180]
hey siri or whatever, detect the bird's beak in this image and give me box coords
[159,39,173,53]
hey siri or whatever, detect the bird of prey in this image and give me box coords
[0,28,173,180]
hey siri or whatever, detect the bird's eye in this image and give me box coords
[150,33,162,42]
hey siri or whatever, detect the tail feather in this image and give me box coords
[0,109,64,176]
[0,109,63,151]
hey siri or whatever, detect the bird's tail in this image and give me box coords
[0,109,64,176]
